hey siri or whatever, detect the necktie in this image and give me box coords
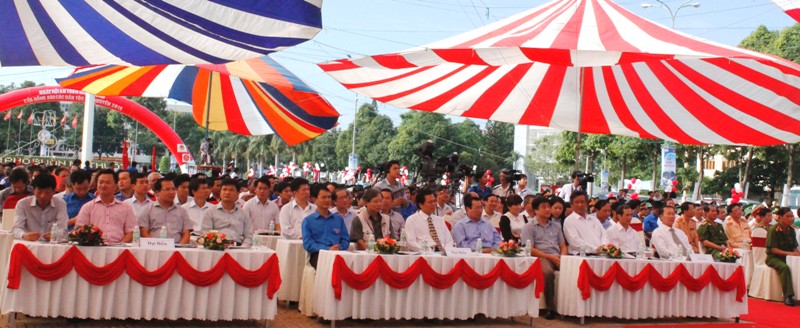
[427,216,442,251]
[670,228,682,247]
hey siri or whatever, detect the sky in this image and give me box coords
[0,0,796,129]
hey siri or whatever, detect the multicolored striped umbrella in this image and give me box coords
[0,0,322,66]
[320,0,800,146]
[57,56,339,146]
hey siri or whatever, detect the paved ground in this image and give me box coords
[0,302,746,328]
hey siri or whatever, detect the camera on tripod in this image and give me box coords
[574,171,594,190]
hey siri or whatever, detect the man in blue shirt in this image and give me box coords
[643,201,663,245]
[399,186,418,220]
[452,194,502,252]
[466,171,493,200]
[302,187,350,269]
[63,170,95,231]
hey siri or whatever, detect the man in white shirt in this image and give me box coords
[434,185,453,217]
[278,178,316,239]
[483,194,502,227]
[13,174,68,241]
[557,171,582,201]
[563,191,607,254]
[243,176,280,232]
[514,174,534,199]
[333,187,357,234]
[606,204,642,253]
[404,188,454,252]
[173,174,193,206]
[652,206,694,258]
[124,173,153,217]
[379,189,405,238]
[183,178,211,231]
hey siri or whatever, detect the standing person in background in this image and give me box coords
[372,160,407,211]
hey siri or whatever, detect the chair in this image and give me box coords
[748,228,783,301]
[298,253,317,316]
[1,209,15,231]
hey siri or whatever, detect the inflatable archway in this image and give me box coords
[0,86,193,172]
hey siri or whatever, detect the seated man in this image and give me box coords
[74,169,136,243]
[563,191,607,254]
[724,203,752,248]
[351,188,397,250]
[697,205,730,258]
[521,196,566,320]
[302,187,349,269]
[379,189,405,239]
[123,172,153,218]
[674,202,700,253]
[13,174,68,241]
[183,178,211,232]
[606,204,642,253]
[278,178,316,239]
[651,206,694,258]
[452,194,502,251]
[63,170,94,230]
[137,178,192,244]
[0,167,33,215]
[201,179,253,247]
[766,207,800,306]
[333,187,356,234]
[404,188,454,252]
[242,176,280,232]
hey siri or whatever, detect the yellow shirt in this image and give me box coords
[724,216,751,248]
[675,216,700,253]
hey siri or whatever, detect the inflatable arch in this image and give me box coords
[0,86,193,172]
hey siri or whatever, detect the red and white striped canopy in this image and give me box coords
[772,0,800,22]
[320,0,800,146]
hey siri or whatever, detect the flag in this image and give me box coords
[16,110,23,119]
[27,112,34,124]
[3,111,10,121]
[60,113,68,125]
[71,115,78,128]
[122,140,130,170]
[772,0,800,22]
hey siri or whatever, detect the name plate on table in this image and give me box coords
[689,253,714,262]
[444,247,474,257]
[140,238,175,249]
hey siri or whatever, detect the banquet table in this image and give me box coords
[788,256,800,301]
[0,241,280,322]
[256,235,281,251]
[0,233,15,303]
[276,239,306,302]
[557,255,747,323]
[313,250,543,325]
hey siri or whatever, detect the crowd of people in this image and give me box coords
[3,160,800,321]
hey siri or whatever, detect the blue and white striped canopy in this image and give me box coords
[0,0,323,66]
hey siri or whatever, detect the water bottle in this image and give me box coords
[132,226,141,245]
[49,223,59,244]
[159,225,168,239]
[253,234,261,249]
[421,239,430,254]
[524,239,532,256]
[475,238,483,253]
[579,245,586,257]
[268,221,275,235]
[367,233,376,253]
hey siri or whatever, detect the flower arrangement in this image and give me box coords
[715,248,741,263]
[69,224,104,246]
[196,230,232,251]
[495,240,520,257]
[374,237,400,254]
[598,244,622,259]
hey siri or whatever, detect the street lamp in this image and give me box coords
[641,0,700,28]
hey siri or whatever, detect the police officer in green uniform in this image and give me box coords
[697,205,729,258]
[766,207,800,306]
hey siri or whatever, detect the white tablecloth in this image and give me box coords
[0,241,278,321]
[0,233,15,303]
[557,256,747,320]
[276,239,306,302]
[788,256,800,301]
[313,250,541,321]
[734,248,753,289]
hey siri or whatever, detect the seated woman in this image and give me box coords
[499,195,527,242]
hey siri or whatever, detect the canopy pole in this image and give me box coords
[575,67,585,171]
[204,73,213,139]
[80,93,95,166]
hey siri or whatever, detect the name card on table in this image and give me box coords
[140,238,175,249]
[689,253,714,263]
[444,247,474,257]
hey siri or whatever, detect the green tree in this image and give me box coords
[337,102,397,169]
[387,111,451,168]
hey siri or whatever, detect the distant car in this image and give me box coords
[724,198,762,206]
